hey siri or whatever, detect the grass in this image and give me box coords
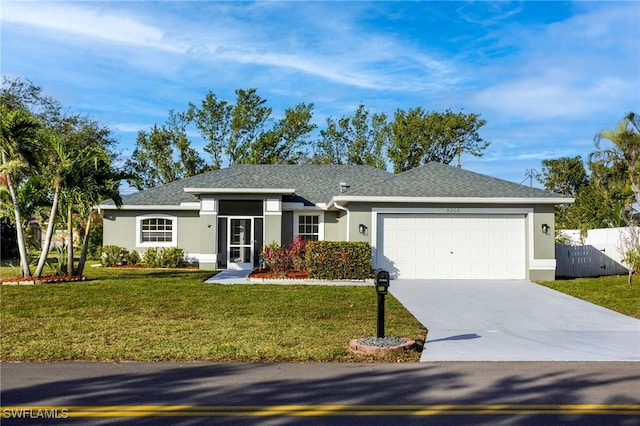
[0,265,426,362]
[538,275,640,319]
[0,255,61,279]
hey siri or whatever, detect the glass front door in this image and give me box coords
[228,218,253,270]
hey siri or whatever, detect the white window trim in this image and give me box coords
[294,212,324,240]
[136,214,178,248]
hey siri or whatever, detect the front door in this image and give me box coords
[228,218,253,270]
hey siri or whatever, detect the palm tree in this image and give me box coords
[73,164,124,276]
[0,108,42,277]
[33,139,112,277]
[591,112,640,210]
[33,136,69,277]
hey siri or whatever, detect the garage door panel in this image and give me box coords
[470,263,490,277]
[379,214,526,279]
[432,263,452,277]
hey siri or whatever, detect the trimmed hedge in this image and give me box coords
[305,241,372,280]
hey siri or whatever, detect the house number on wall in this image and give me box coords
[446,208,461,213]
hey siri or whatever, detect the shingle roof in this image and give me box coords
[342,162,566,199]
[104,164,392,206]
[102,163,569,207]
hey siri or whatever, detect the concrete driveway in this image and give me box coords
[389,280,640,362]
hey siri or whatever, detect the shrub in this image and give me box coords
[142,247,186,268]
[142,247,160,267]
[161,247,186,268]
[305,241,372,280]
[87,222,103,260]
[52,245,68,276]
[289,236,308,271]
[124,250,140,266]
[262,242,292,277]
[622,247,640,285]
[100,245,127,267]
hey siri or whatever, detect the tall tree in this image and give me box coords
[591,112,640,209]
[227,89,272,165]
[540,156,631,231]
[246,103,316,164]
[0,108,43,277]
[387,108,490,173]
[313,104,389,169]
[539,156,589,229]
[33,137,111,277]
[127,126,176,189]
[188,91,232,169]
[1,77,60,124]
[126,111,205,190]
[189,88,314,168]
[74,163,123,276]
[539,156,588,196]
[3,78,125,277]
[314,116,349,165]
[344,104,388,169]
[166,110,205,177]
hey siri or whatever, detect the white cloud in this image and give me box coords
[2,2,188,53]
[468,3,638,122]
[473,75,630,120]
[2,1,458,93]
[5,1,634,101]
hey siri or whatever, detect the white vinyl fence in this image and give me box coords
[555,227,636,278]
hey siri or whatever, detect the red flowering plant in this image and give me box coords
[261,242,292,278]
[289,236,308,271]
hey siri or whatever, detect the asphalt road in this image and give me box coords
[2,361,639,425]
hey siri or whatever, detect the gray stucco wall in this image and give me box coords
[323,211,341,241]
[102,211,136,250]
[265,214,283,246]
[102,209,204,255]
[348,206,371,243]
[177,212,207,255]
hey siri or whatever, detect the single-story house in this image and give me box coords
[97,163,572,280]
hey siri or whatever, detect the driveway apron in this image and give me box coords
[390,280,640,362]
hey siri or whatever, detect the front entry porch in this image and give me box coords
[217,216,263,270]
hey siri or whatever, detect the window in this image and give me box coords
[298,215,320,241]
[136,215,177,247]
[141,218,173,242]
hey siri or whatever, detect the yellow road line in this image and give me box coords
[2,404,639,417]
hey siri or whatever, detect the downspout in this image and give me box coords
[333,200,350,242]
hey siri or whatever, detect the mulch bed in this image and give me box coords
[0,275,86,285]
[248,269,309,280]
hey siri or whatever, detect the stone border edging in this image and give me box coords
[348,338,416,355]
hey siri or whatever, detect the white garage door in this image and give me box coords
[378,214,526,279]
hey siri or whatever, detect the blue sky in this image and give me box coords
[2,1,639,188]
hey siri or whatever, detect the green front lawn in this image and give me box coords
[538,275,640,319]
[0,266,426,362]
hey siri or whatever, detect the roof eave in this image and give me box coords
[331,196,574,205]
[183,187,295,195]
[96,203,200,211]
